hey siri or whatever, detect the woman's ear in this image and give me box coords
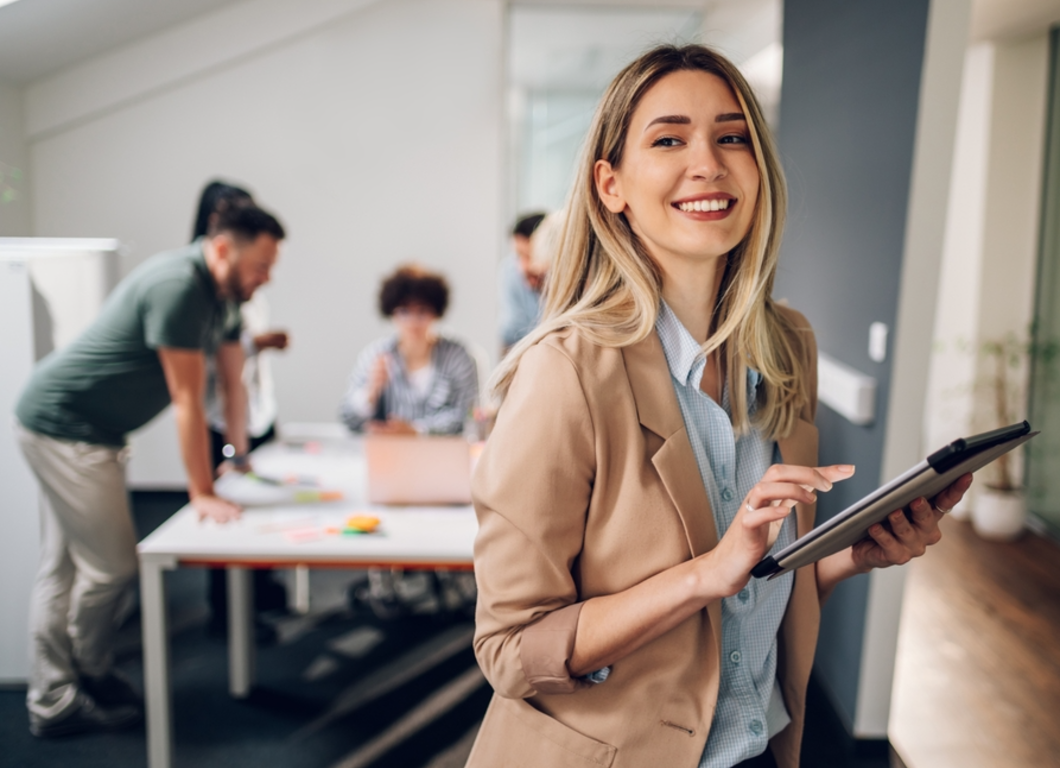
[594,160,626,214]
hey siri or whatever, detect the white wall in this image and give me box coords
[973,33,1049,453]
[0,80,30,236]
[924,32,1048,490]
[27,0,505,431]
[924,43,993,453]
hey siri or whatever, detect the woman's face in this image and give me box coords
[595,69,760,272]
[393,302,437,344]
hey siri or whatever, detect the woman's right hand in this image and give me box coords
[698,463,855,598]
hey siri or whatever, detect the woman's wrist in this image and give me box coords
[816,549,871,600]
[687,552,735,606]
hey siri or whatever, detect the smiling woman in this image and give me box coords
[468,44,972,768]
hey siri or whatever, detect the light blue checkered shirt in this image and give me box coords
[655,301,796,767]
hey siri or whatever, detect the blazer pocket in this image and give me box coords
[472,695,617,768]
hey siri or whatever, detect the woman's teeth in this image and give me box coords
[676,198,732,212]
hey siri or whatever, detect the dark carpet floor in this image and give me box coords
[0,492,897,768]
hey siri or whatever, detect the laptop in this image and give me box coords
[364,435,473,505]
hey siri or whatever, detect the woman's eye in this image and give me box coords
[651,136,683,147]
[719,133,749,145]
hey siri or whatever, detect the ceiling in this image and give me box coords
[0,0,240,84]
[0,0,1056,87]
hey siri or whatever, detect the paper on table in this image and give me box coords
[215,472,343,507]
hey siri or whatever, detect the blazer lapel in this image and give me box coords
[778,418,820,537]
[623,333,719,558]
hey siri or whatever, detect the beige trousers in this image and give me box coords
[16,424,139,720]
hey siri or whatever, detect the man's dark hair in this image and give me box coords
[379,265,449,318]
[209,203,286,242]
[512,212,547,239]
[192,181,253,241]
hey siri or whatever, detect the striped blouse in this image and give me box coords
[339,335,479,436]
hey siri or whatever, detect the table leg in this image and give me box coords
[227,566,255,698]
[294,565,310,614]
[141,559,173,768]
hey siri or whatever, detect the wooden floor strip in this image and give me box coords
[291,622,475,740]
[891,516,1060,768]
[328,666,487,768]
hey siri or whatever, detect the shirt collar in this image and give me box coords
[655,300,763,402]
[656,300,705,389]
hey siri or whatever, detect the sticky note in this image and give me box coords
[345,515,381,533]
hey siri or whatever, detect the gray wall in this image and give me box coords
[774,0,931,731]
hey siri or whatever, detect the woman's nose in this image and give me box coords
[688,141,727,182]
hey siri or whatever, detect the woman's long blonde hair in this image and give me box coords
[492,44,807,440]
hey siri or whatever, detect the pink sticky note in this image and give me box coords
[284,527,323,543]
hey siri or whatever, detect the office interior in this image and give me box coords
[1,0,1059,766]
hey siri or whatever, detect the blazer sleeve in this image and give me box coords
[471,339,596,700]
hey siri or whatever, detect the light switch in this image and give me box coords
[869,322,888,363]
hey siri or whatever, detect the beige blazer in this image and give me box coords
[469,306,821,768]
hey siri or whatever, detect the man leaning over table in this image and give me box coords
[13,203,286,738]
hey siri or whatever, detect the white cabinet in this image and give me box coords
[0,238,120,683]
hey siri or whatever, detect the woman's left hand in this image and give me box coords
[850,472,973,571]
[818,473,973,599]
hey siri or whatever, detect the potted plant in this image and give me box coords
[970,333,1029,541]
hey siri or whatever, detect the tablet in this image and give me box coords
[751,421,1038,579]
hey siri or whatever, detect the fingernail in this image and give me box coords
[843,465,855,473]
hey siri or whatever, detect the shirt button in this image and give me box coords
[729,650,741,664]
[721,488,734,502]
[738,589,750,603]
[750,719,764,735]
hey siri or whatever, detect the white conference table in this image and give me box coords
[137,431,478,768]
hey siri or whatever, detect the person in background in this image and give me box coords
[339,265,479,618]
[14,202,285,738]
[527,208,565,284]
[192,181,292,639]
[498,212,546,354]
[340,265,478,436]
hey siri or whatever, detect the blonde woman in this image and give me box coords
[468,45,971,768]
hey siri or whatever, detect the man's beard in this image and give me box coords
[227,272,250,303]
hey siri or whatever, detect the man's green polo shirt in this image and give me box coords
[16,242,241,447]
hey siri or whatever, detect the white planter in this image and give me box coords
[971,487,1026,541]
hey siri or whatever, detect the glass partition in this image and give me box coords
[1027,27,1060,534]
[507,4,704,215]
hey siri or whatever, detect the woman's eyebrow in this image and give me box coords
[644,112,746,130]
[645,114,690,130]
